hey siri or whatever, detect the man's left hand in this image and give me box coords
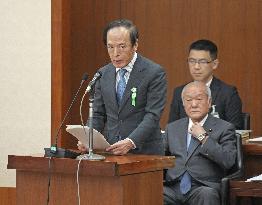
[106,139,134,155]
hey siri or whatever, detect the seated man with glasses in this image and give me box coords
[168,39,243,129]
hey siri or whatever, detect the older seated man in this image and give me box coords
[164,81,236,205]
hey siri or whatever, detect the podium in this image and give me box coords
[8,154,175,205]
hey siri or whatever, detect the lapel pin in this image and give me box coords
[131,87,137,106]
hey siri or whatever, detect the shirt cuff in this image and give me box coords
[126,138,136,149]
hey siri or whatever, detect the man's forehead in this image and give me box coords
[184,92,207,98]
[188,50,211,58]
[107,30,131,45]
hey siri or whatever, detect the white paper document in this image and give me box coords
[66,125,110,150]
[246,174,262,182]
[248,136,262,143]
[236,130,252,135]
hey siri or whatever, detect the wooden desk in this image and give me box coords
[243,143,262,178]
[230,181,262,205]
[230,143,262,205]
[8,154,175,205]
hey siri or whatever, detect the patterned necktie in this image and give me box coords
[180,132,192,194]
[116,69,127,104]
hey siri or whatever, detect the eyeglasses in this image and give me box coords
[107,44,131,53]
[187,58,213,66]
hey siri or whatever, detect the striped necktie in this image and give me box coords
[116,69,127,104]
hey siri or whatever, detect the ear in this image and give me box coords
[212,59,219,70]
[208,97,212,109]
[133,40,138,51]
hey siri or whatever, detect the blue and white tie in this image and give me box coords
[180,172,191,194]
[116,69,127,104]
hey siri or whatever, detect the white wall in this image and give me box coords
[0,0,51,187]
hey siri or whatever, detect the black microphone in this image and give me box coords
[44,73,88,158]
[85,71,102,93]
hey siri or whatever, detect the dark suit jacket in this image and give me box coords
[168,77,243,129]
[165,115,237,192]
[92,54,167,155]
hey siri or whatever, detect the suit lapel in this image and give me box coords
[186,136,200,161]
[202,115,216,135]
[210,77,221,103]
[103,65,118,109]
[181,119,189,157]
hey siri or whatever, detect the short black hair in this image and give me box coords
[189,39,218,60]
[103,19,139,46]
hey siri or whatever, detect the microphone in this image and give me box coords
[44,73,88,158]
[85,71,102,93]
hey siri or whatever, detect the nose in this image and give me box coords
[113,47,120,57]
[193,61,201,69]
[191,99,198,107]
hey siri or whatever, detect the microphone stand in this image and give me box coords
[44,74,88,158]
[80,89,105,160]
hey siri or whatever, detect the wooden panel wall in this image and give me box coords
[51,0,123,148]
[51,0,72,147]
[120,0,262,132]
[52,0,262,148]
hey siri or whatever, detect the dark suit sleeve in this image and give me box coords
[224,87,242,129]
[164,126,171,155]
[168,87,182,123]
[129,68,167,145]
[200,123,237,170]
[91,78,107,133]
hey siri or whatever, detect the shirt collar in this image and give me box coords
[206,76,213,87]
[188,114,209,131]
[116,52,137,73]
[193,76,213,87]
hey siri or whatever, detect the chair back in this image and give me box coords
[221,133,244,205]
[241,112,250,130]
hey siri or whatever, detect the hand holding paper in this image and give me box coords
[66,125,110,150]
[106,138,134,155]
[77,141,88,153]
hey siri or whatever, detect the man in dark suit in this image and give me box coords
[78,19,167,155]
[168,39,243,129]
[164,81,236,205]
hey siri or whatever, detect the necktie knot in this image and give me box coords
[119,68,127,78]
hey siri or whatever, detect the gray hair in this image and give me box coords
[181,81,212,103]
